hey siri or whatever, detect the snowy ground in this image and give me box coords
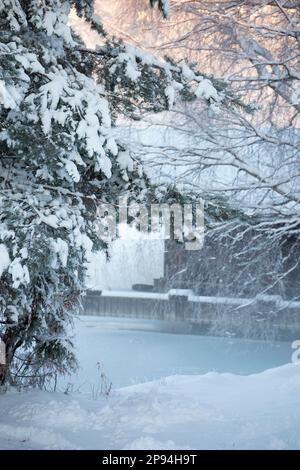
[1,364,300,449]
[0,316,299,450]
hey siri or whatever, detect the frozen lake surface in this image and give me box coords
[60,316,293,391]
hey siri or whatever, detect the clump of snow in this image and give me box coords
[116,50,142,82]
[181,64,195,81]
[0,80,16,109]
[125,62,141,82]
[15,53,45,74]
[40,214,59,229]
[80,234,93,259]
[105,137,118,156]
[64,160,80,183]
[165,84,175,109]
[6,305,18,323]
[51,238,69,268]
[195,79,220,102]
[42,2,74,44]
[8,259,30,288]
[19,247,28,259]
[0,244,10,277]
[72,229,93,258]
[164,81,183,109]
[117,150,134,172]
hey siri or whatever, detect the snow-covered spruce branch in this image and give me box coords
[76,39,251,118]
[0,0,252,387]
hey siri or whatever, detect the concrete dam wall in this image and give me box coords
[82,289,300,341]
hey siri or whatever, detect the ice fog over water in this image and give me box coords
[58,316,292,391]
[86,224,164,290]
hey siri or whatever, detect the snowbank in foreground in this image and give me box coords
[0,363,300,450]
